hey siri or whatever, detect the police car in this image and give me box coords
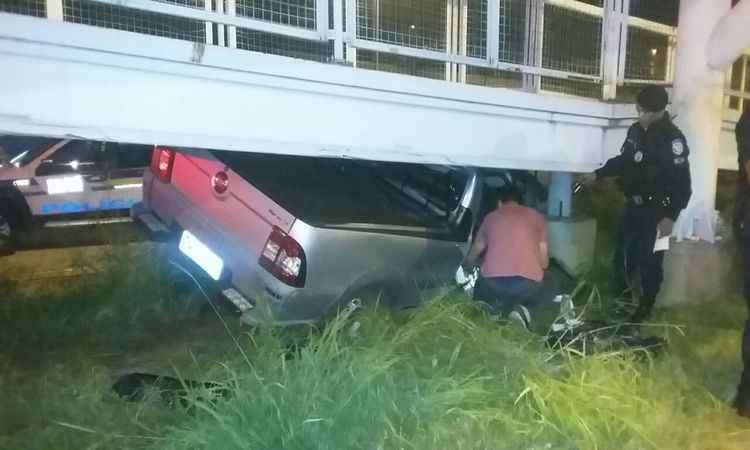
[0,135,152,252]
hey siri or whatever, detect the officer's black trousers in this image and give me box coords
[738,234,750,399]
[613,205,664,308]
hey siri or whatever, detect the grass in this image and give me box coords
[2,188,750,450]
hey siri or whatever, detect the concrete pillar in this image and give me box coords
[547,172,572,218]
[659,0,750,305]
[671,0,732,242]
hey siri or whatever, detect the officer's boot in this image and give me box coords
[735,320,750,417]
[736,376,750,417]
[629,296,655,324]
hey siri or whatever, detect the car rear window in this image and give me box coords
[211,151,466,228]
[0,135,59,167]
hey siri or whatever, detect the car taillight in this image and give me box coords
[259,227,306,287]
[150,146,175,183]
[211,171,229,195]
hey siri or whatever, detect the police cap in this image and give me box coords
[637,86,669,112]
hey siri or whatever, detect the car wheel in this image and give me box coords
[0,210,15,254]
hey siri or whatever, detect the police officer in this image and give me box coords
[593,86,692,323]
[733,107,750,417]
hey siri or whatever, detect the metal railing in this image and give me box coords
[726,53,750,114]
[0,0,694,102]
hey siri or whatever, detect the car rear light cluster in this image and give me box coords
[150,146,175,182]
[259,227,306,287]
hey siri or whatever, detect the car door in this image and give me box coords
[107,142,151,211]
[29,140,111,216]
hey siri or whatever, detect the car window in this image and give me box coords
[35,140,107,176]
[211,151,465,229]
[0,135,59,168]
[111,143,152,169]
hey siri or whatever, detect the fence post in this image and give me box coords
[226,0,237,48]
[601,0,627,100]
[45,0,63,20]
[457,0,468,83]
[487,0,500,67]
[333,0,344,61]
[317,0,329,41]
[345,0,357,67]
[523,0,544,92]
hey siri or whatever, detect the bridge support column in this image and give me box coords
[547,172,573,218]
[545,172,597,277]
[671,0,732,242]
[660,0,750,305]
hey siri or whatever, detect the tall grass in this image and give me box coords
[151,296,749,450]
[2,213,750,450]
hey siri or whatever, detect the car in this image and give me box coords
[132,146,484,326]
[0,135,152,252]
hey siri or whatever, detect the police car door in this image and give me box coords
[30,140,110,216]
[107,142,151,210]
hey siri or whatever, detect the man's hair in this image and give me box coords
[496,185,523,204]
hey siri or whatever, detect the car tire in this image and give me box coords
[0,208,16,255]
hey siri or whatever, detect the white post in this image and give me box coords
[333,0,344,61]
[445,0,457,81]
[345,0,357,66]
[317,0,329,41]
[45,0,63,20]
[226,0,237,48]
[601,0,626,100]
[672,0,735,242]
[487,0,500,66]
[523,0,543,92]
[457,0,468,83]
[204,0,214,45]
[547,172,573,218]
[216,0,225,46]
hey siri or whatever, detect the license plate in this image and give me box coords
[179,230,224,281]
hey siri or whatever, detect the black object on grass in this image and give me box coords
[112,372,231,408]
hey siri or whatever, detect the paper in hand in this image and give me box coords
[653,228,670,252]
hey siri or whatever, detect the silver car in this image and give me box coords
[133,147,483,326]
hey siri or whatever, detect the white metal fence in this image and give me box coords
[1,0,736,104]
[727,53,750,114]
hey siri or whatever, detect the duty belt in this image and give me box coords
[629,195,652,206]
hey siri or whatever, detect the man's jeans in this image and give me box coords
[473,275,543,316]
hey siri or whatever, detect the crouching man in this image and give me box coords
[462,185,549,328]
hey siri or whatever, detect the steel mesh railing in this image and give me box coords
[236,0,317,29]
[63,0,206,42]
[357,49,446,80]
[541,4,601,77]
[237,28,333,61]
[356,0,447,51]
[0,0,715,103]
[0,0,45,17]
[727,55,750,113]
[624,27,670,81]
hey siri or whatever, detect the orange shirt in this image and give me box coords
[477,204,548,282]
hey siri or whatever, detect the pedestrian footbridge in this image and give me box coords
[0,0,746,172]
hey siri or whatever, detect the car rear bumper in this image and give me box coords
[132,185,325,327]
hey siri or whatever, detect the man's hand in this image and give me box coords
[657,217,674,237]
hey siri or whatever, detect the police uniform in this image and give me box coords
[595,90,692,322]
[733,108,750,416]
